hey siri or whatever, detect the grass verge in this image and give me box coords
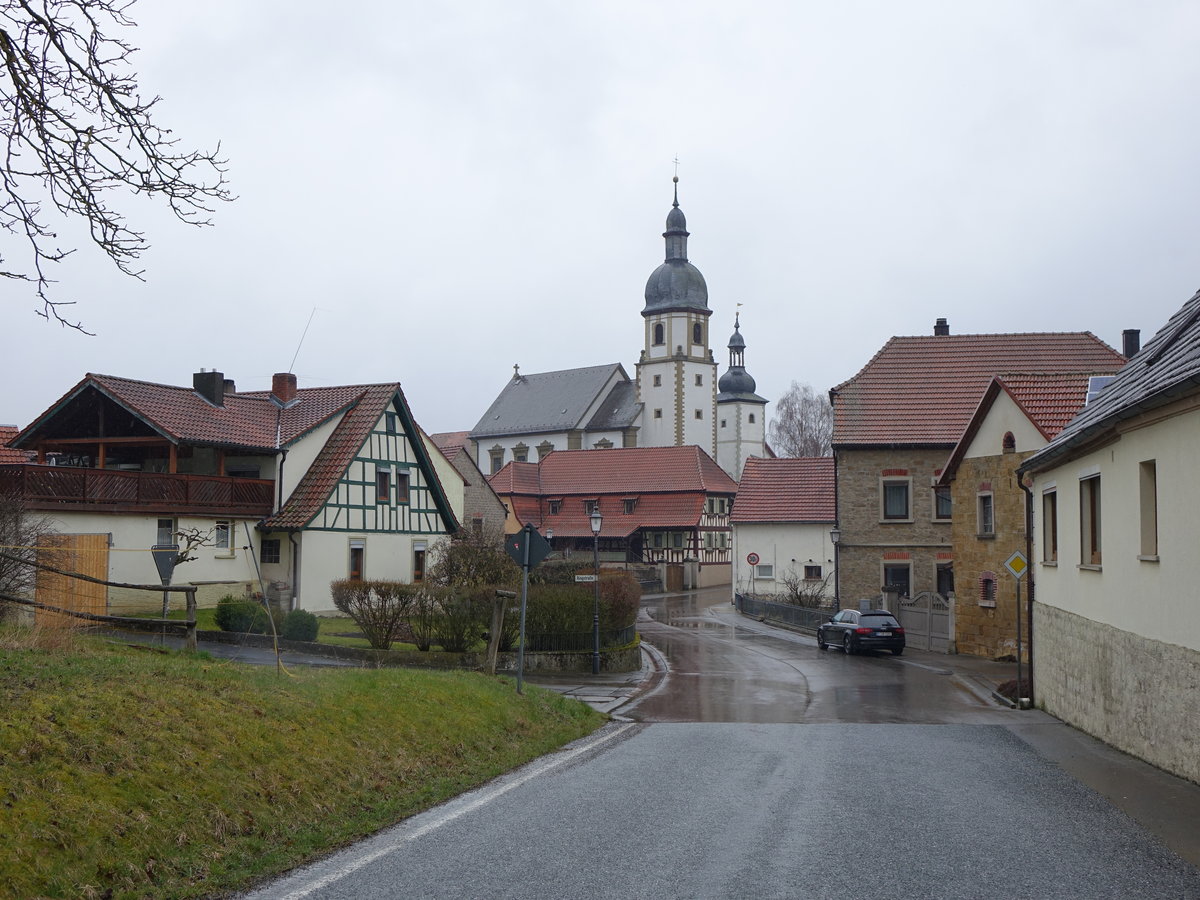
[0,625,604,898]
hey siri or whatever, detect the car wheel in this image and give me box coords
[842,634,853,655]
[892,647,904,656]
[817,635,827,651]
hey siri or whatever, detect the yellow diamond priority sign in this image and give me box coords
[1004,551,1028,580]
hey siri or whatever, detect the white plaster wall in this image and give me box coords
[731,522,835,601]
[421,435,466,526]
[296,531,424,612]
[40,511,264,613]
[1031,407,1200,652]
[281,413,344,505]
[964,391,1047,459]
[716,401,766,478]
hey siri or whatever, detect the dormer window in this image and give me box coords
[584,499,599,515]
[623,498,638,514]
[548,499,562,515]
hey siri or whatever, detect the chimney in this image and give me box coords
[223,378,236,396]
[1122,329,1141,358]
[272,372,298,405]
[934,318,950,336]
[193,369,225,407]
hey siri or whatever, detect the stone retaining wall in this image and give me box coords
[1034,603,1200,785]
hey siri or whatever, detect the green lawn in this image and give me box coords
[0,625,604,898]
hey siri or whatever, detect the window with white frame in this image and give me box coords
[156,518,176,546]
[1080,474,1102,566]
[755,563,774,578]
[214,520,232,551]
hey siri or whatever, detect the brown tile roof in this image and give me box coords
[731,457,835,523]
[489,446,737,538]
[0,426,33,464]
[831,332,1125,446]
[17,374,365,452]
[428,431,472,464]
[937,373,1113,484]
[998,373,1107,439]
[264,383,458,532]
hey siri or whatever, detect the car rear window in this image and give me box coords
[861,614,900,627]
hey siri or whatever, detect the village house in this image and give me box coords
[937,367,1130,658]
[1018,291,1200,784]
[730,456,836,603]
[1,370,458,616]
[829,319,1126,651]
[487,445,738,589]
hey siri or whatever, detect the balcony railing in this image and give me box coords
[0,464,275,517]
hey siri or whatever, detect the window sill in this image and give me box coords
[1138,555,1160,563]
[976,533,996,541]
[215,551,236,560]
[879,519,914,525]
[1077,564,1103,572]
[1041,561,1057,568]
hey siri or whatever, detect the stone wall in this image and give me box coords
[1034,602,1200,785]
[835,447,953,604]
[951,449,1032,658]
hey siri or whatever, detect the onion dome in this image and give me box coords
[642,177,710,316]
[718,313,767,403]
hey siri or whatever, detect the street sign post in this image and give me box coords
[1004,550,1029,708]
[505,524,552,694]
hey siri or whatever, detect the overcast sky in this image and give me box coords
[5,0,1200,437]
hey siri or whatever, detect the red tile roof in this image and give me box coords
[489,446,737,538]
[428,431,472,464]
[731,457,835,523]
[831,332,1125,446]
[938,373,1111,484]
[0,426,33,464]
[997,373,1104,439]
[14,373,457,534]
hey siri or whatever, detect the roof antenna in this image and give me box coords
[288,308,318,374]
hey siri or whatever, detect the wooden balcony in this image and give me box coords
[0,464,275,518]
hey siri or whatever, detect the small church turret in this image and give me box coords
[716,312,767,477]
[635,177,717,455]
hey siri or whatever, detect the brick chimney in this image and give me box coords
[223,378,236,396]
[272,372,298,404]
[193,369,225,407]
[934,318,950,336]
[1122,329,1141,358]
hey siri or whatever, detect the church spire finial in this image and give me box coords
[672,155,680,208]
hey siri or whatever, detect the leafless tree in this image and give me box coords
[767,380,833,457]
[0,484,56,615]
[777,566,833,608]
[0,0,232,330]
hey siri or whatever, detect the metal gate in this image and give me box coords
[897,591,953,652]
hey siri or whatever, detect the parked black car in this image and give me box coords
[817,609,905,655]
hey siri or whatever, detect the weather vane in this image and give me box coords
[673,155,680,178]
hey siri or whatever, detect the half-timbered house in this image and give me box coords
[2,370,457,614]
[487,445,738,587]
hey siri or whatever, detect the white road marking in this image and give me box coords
[272,722,637,899]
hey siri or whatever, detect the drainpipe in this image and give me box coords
[288,530,300,612]
[275,447,288,512]
[1018,471,1036,704]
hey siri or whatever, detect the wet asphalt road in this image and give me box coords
[241,589,1200,900]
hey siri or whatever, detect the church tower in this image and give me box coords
[635,178,718,456]
[716,313,767,477]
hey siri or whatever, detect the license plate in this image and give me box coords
[877,631,891,637]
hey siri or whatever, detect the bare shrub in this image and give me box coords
[329,580,418,651]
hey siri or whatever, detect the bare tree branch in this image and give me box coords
[0,0,232,331]
[767,380,833,457]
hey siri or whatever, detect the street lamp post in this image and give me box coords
[829,526,841,608]
[590,509,602,675]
